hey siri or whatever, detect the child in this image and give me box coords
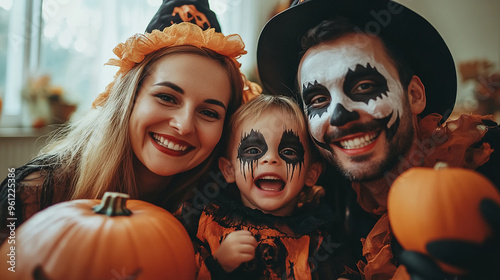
[183,94,357,280]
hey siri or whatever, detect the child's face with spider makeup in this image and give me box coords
[219,110,322,216]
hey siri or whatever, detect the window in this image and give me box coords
[0,0,164,127]
[39,0,164,114]
[0,0,31,127]
[0,0,280,128]
[0,2,10,115]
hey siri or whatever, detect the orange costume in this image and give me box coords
[178,190,358,280]
[347,114,499,280]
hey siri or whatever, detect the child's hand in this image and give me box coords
[214,230,258,272]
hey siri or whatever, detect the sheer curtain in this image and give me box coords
[38,0,281,119]
[39,0,163,117]
[0,0,282,127]
[210,0,280,82]
[1,0,32,126]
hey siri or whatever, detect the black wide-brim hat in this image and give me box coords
[146,0,221,33]
[257,0,457,120]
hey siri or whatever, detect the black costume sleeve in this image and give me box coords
[0,158,56,245]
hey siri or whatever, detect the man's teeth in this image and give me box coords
[339,132,378,150]
[153,133,188,151]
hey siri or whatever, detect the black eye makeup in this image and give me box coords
[302,80,330,120]
[237,129,268,180]
[342,63,389,104]
[278,130,305,179]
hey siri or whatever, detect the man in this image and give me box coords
[257,0,500,279]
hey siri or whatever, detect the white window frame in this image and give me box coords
[1,0,42,127]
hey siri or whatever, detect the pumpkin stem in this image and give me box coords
[434,162,449,170]
[33,265,53,280]
[92,192,132,216]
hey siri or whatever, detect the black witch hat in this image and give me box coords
[146,0,221,33]
[257,0,457,120]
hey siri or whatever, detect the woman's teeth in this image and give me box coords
[152,133,188,151]
[339,132,378,150]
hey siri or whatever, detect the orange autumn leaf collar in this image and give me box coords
[93,22,249,108]
[353,113,496,280]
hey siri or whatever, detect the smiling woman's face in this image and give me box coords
[129,53,231,177]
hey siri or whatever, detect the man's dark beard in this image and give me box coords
[324,115,415,182]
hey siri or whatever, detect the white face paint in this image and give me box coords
[300,36,405,131]
[298,33,414,181]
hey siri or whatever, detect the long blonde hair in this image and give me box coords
[38,45,243,211]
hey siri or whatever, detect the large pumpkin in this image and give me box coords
[0,192,196,280]
[387,162,500,275]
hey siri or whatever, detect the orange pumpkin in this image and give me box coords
[388,162,500,275]
[0,192,196,280]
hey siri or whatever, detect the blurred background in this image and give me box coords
[0,0,499,178]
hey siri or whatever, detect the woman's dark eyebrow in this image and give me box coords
[205,99,227,110]
[154,81,184,93]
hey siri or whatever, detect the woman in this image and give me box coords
[0,21,255,243]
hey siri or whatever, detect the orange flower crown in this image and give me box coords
[93,22,260,108]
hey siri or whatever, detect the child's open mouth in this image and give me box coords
[254,175,285,192]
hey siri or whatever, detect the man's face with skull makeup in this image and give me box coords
[219,109,321,216]
[298,33,416,181]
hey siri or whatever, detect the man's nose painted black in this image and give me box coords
[330,103,360,126]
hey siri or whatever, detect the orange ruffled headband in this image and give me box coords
[93,22,260,108]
